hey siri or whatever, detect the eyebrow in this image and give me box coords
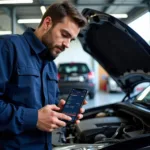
[62,29,75,41]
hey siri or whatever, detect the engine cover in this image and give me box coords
[75,116,127,143]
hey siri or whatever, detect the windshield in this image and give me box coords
[58,64,90,74]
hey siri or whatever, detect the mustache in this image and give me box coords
[55,45,65,51]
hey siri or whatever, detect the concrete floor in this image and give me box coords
[83,91,125,109]
[59,91,125,110]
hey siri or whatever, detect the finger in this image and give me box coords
[50,124,59,131]
[60,99,66,105]
[79,108,85,114]
[55,119,67,127]
[47,128,54,132]
[46,126,57,132]
[77,114,83,120]
[55,112,72,121]
[58,99,66,109]
[75,120,80,124]
[83,100,88,105]
[49,105,60,111]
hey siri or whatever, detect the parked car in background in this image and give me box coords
[106,78,149,94]
[57,62,96,99]
[133,82,150,94]
[106,77,122,93]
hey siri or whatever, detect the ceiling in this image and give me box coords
[0,0,149,34]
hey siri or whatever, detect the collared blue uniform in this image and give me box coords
[0,28,59,150]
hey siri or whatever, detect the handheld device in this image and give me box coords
[61,88,88,124]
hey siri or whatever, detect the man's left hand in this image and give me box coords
[58,99,88,124]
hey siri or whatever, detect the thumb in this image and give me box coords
[58,99,66,108]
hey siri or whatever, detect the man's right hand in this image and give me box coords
[36,105,72,132]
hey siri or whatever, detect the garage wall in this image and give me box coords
[0,14,24,34]
[54,38,92,69]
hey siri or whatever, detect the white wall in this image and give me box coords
[128,12,150,44]
[54,38,93,69]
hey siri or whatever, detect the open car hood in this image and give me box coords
[78,8,150,93]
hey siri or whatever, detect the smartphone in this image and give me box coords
[61,88,88,124]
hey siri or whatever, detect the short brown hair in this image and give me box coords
[39,0,87,28]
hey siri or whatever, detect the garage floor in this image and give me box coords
[83,91,125,109]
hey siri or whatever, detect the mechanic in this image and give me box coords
[0,1,87,149]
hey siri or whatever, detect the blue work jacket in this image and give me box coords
[0,28,59,150]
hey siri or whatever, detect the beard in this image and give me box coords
[41,49,55,61]
[41,28,65,60]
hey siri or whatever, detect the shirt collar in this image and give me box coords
[23,27,46,55]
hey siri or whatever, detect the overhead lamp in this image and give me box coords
[0,0,33,4]
[0,31,12,35]
[18,19,41,24]
[110,14,128,19]
[40,6,46,15]
[17,13,128,24]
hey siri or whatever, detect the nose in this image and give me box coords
[63,39,70,48]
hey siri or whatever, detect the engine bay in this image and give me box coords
[52,103,150,149]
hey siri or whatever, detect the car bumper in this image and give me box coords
[58,82,95,95]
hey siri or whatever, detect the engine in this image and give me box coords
[52,107,149,146]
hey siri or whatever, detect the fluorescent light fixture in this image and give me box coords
[110,14,128,19]
[0,0,33,4]
[0,31,12,35]
[18,19,41,24]
[17,13,128,24]
[40,6,46,15]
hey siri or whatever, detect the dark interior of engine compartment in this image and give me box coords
[52,106,150,146]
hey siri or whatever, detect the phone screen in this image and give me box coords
[62,88,88,123]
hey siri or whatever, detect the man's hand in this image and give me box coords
[36,105,72,132]
[58,99,88,124]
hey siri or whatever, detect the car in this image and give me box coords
[52,9,150,150]
[57,62,96,99]
[134,82,150,94]
[106,78,150,94]
[106,77,122,93]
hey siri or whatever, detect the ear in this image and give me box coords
[43,16,53,31]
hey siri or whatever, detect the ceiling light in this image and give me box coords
[0,31,12,35]
[40,6,46,15]
[110,14,128,19]
[0,0,33,4]
[17,13,128,24]
[18,19,41,24]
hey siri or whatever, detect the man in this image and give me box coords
[0,1,87,149]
